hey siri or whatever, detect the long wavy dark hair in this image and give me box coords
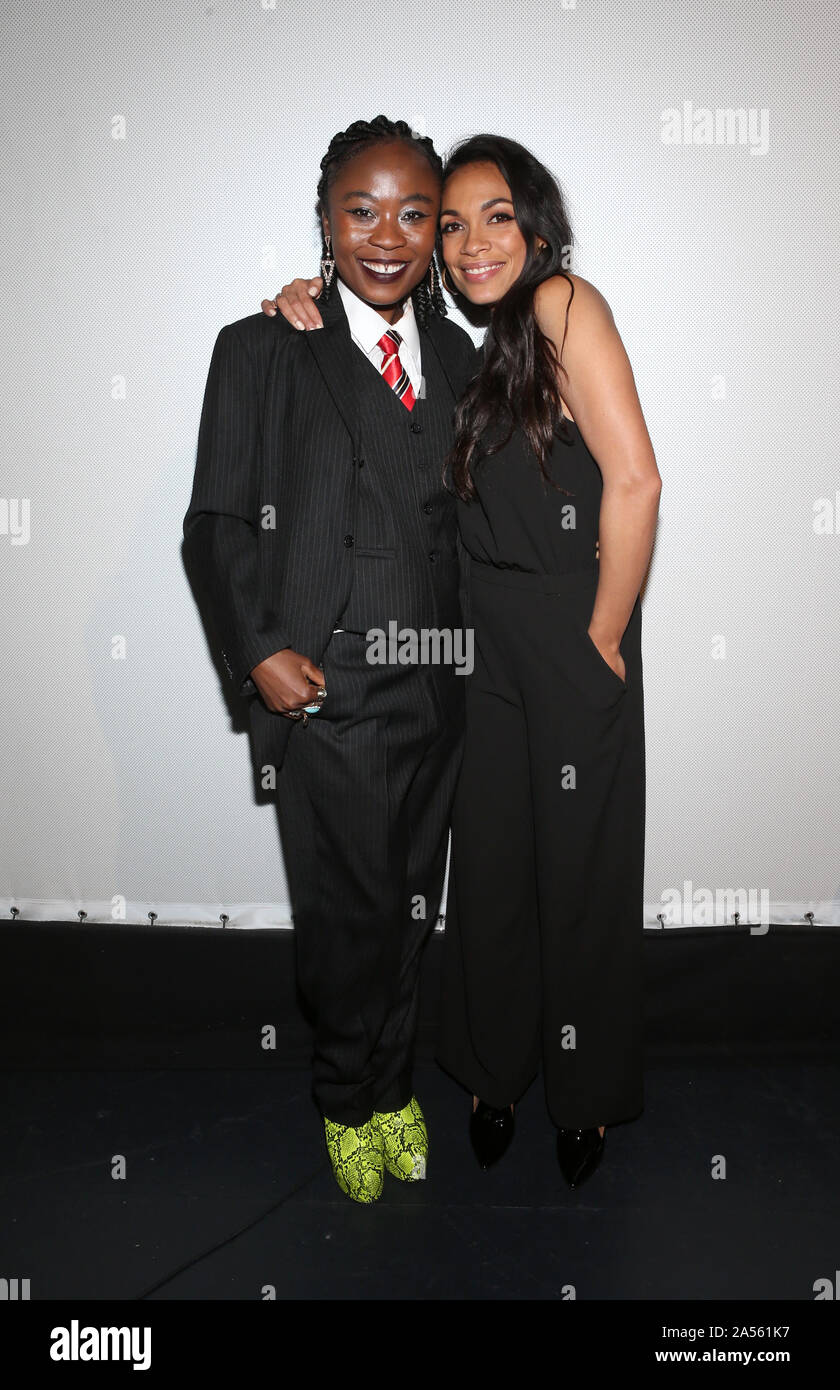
[441,135,576,500]
[315,115,447,329]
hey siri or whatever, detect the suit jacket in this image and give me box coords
[183,290,479,770]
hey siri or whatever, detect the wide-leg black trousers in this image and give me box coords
[276,630,464,1128]
[438,562,646,1130]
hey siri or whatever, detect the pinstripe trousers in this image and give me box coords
[275,629,464,1127]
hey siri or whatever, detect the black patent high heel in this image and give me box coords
[556,1126,605,1188]
[470,1099,515,1170]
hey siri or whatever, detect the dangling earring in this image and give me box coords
[427,257,439,300]
[320,233,335,289]
[440,263,457,296]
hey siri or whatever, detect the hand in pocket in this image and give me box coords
[585,628,626,686]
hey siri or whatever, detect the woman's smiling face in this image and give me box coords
[439,161,530,305]
[322,139,440,319]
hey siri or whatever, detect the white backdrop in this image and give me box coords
[1,0,838,930]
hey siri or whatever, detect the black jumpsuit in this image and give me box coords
[437,415,646,1130]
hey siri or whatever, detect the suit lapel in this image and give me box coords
[421,314,472,404]
[305,293,473,486]
[304,291,362,456]
[308,293,469,427]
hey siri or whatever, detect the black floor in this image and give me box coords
[2,1057,839,1301]
[2,922,839,1304]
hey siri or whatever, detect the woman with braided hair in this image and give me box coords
[266,129,661,1193]
[185,116,478,1203]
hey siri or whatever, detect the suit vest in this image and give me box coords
[336,335,462,635]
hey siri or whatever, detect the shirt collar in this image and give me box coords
[337,278,421,367]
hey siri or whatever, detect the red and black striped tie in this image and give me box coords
[377,328,416,411]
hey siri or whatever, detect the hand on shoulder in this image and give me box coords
[261,278,325,331]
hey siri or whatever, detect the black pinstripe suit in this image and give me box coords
[184,291,478,1124]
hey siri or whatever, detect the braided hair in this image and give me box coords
[315,116,447,328]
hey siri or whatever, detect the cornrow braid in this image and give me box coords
[315,115,447,325]
[414,253,448,329]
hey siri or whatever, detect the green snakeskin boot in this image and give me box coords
[323,1117,385,1204]
[374,1096,428,1181]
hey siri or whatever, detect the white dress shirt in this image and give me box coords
[337,277,422,394]
[332,280,423,635]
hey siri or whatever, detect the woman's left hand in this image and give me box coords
[589,630,626,683]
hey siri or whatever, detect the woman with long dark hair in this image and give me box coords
[434,135,660,1188]
[265,132,661,1189]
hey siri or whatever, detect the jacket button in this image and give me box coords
[428,549,438,563]
[423,502,433,514]
[344,534,354,547]
[411,422,423,434]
